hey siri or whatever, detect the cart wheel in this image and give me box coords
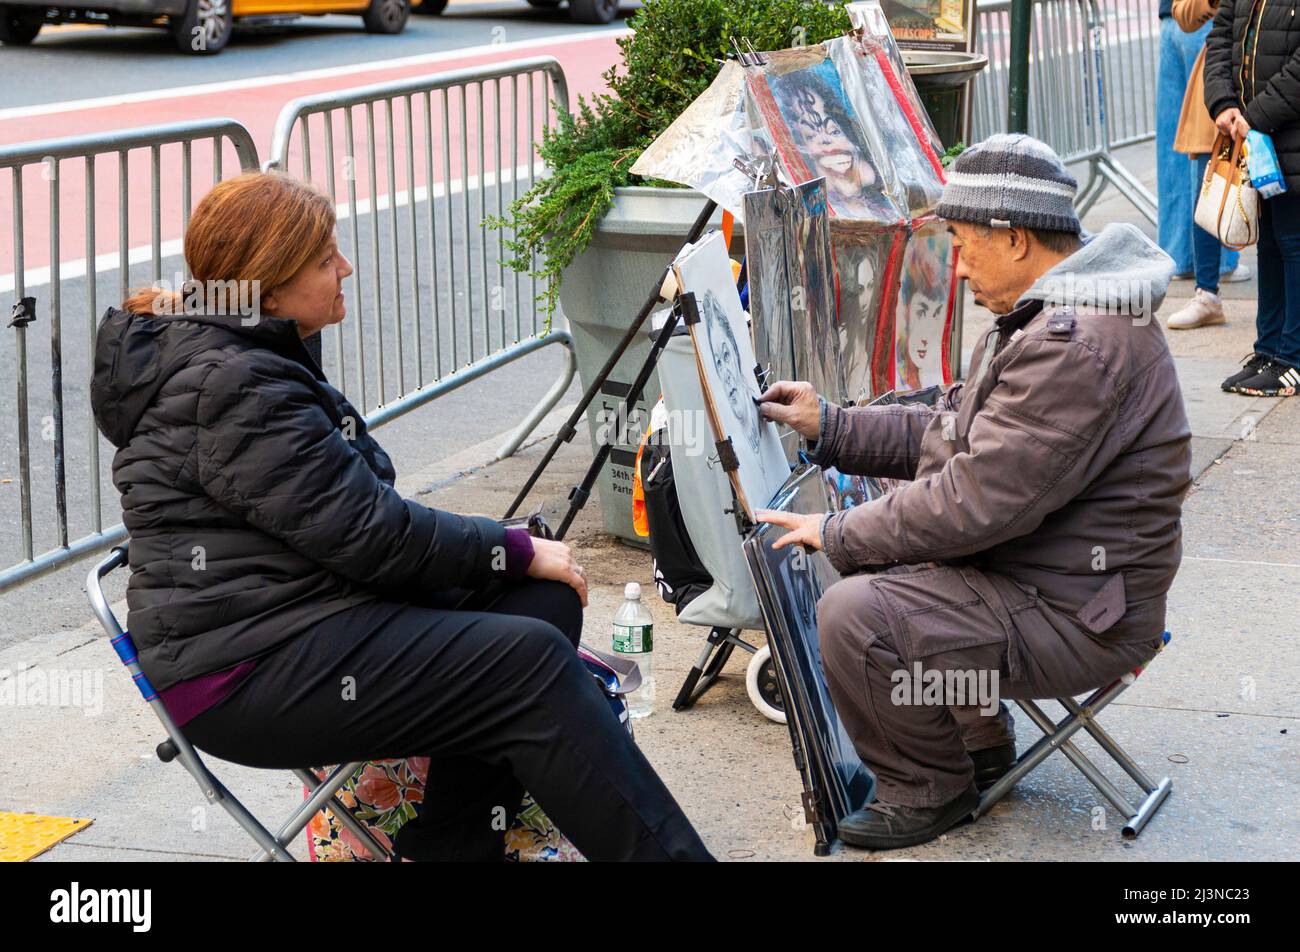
[746,645,785,724]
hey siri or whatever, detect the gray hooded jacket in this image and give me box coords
[809,223,1191,642]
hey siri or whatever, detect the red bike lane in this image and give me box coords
[1,30,626,284]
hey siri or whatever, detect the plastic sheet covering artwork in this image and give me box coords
[744,180,846,409]
[629,60,759,217]
[833,33,946,216]
[743,464,876,854]
[631,17,958,409]
[744,34,946,221]
[894,216,959,392]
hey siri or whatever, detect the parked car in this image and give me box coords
[414,0,620,25]
[0,0,410,54]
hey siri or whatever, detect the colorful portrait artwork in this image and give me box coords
[832,222,906,404]
[746,52,904,225]
[893,220,957,393]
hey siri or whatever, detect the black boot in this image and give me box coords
[837,784,979,850]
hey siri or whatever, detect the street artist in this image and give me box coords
[756,134,1193,850]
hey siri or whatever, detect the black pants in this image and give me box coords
[183,579,712,862]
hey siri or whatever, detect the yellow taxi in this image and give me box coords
[0,0,411,54]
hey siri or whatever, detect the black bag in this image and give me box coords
[638,434,713,615]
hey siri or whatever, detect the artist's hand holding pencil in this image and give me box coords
[757,380,822,440]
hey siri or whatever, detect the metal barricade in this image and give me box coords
[267,56,576,456]
[0,119,260,594]
[971,0,1158,224]
[1094,0,1160,150]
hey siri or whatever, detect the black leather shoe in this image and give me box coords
[970,743,1017,792]
[837,784,980,850]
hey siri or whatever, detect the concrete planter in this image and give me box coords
[558,186,744,545]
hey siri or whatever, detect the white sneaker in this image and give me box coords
[1166,288,1227,330]
[1220,264,1252,283]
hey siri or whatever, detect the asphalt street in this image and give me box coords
[0,2,637,109]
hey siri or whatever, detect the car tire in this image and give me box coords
[412,0,447,15]
[363,0,409,33]
[0,5,43,45]
[169,0,233,55]
[568,0,618,23]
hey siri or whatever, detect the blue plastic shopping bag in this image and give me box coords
[1246,130,1287,198]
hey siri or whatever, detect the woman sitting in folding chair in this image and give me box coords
[88,169,712,863]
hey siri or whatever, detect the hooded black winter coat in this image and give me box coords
[90,308,508,691]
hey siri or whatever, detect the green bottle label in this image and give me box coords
[613,623,652,653]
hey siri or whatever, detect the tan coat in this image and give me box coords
[1173,0,1220,155]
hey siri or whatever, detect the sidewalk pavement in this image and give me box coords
[3,141,1297,861]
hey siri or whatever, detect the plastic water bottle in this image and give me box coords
[613,582,655,718]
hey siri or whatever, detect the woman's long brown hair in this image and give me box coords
[122,170,336,317]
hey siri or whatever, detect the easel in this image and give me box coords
[667,286,769,711]
[503,199,719,538]
[503,192,783,714]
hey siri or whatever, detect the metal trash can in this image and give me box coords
[903,50,989,149]
[557,186,743,545]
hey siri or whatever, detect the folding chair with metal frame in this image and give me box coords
[87,544,395,862]
[972,631,1174,839]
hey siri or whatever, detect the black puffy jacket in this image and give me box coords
[90,308,508,691]
[1203,0,1300,189]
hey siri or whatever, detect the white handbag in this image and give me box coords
[1195,133,1259,250]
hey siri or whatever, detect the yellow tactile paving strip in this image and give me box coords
[0,812,94,862]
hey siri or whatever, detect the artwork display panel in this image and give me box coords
[743,464,876,851]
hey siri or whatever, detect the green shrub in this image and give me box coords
[487,0,852,327]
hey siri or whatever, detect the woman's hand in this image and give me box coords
[754,510,825,552]
[1215,107,1250,142]
[527,538,589,606]
[758,381,822,440]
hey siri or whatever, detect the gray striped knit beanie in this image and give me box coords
[936,133,1081,234]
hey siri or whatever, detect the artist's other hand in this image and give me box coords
[527,538,589,607]
[755,509,824,552]
[1214,107,1250,142]
[758,381,821,439]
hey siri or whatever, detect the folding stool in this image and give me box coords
[88,544,393,862]
[972,631,1174,839]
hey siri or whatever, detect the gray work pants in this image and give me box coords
[815,563,1165,808]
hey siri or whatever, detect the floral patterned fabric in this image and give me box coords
[305,758,584,863]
